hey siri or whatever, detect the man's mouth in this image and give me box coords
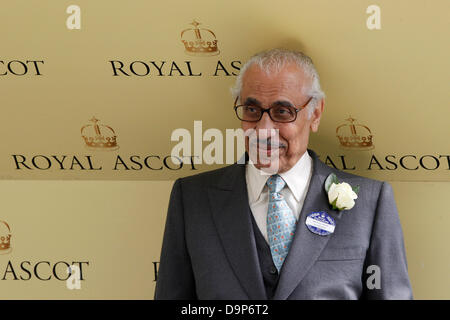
[249,138,286,156]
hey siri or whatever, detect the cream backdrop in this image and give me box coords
[0,0,449,299]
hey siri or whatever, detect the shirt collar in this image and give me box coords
[279,151,312,202]
[245,150,313,203]
[246,161,271,203]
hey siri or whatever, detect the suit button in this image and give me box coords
[269,267,277,275]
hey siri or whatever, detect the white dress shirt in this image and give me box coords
[245,151,313,243]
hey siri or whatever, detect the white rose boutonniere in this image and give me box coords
[324,173,359,212]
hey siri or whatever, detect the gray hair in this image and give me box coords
[231,48,325,118]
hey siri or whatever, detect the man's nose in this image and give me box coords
[254,112,278,140]
[255,112,276,131]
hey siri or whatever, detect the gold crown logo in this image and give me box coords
[0,220,12,254]
[181,20,220,56]
[336,116,374,150]
[81,117,119,151]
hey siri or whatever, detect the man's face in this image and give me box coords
[240,63,324,173]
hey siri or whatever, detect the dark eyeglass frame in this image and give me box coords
[234,96,313,123]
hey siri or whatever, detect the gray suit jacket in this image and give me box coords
[154,150,413,299]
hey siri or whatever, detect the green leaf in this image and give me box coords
[324,173,339,192]
[330,198,339,211]
[333,174,339,185]
[352,185,360,194]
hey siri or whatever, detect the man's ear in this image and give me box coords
[310,98,324,132]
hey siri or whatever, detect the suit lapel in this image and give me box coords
[273,151,339,300]
[207,164,267,300]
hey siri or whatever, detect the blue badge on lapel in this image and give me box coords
[305,211,335,236]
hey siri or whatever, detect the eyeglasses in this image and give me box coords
[234,96,313,123]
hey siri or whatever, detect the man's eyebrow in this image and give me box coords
[243,97,261,106]
[272,100,295,108]
[242,97,295,108]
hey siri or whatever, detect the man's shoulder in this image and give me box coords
[312,152,386,194]
[326,162,383,185]
[175,164,243,188]
[174,150,389,196]
[313,154,395,219]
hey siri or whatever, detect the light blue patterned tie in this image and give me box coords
[266,174,297,272]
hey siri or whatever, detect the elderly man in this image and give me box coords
[155,49,413,300]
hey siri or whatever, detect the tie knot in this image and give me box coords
[267,174,286,193]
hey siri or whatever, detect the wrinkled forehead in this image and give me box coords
[241,63,311,100]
